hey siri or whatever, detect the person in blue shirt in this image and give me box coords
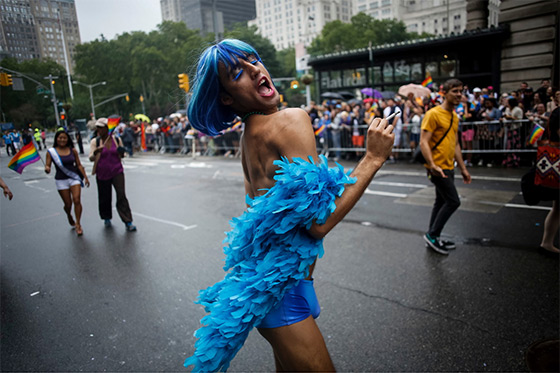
[3,131,15,156]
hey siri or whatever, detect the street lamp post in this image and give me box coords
[72,80,106,119]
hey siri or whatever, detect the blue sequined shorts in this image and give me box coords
[256,279,320,329]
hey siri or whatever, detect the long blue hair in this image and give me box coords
[188,39,263,136]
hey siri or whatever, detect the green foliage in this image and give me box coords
[0,57,66,128]
[308,13,430,55]
[73,21,206,119]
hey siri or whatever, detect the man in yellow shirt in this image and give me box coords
[419,78,471,254]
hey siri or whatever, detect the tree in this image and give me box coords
[0,57,66,128]
[73,21,206,119]
[308,13,431,55]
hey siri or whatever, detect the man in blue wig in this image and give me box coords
[184,39,396,372]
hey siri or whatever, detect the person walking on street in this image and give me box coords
[89,118,137,232]
[3,131,15,156]
[45,131,90,236]
[184,39,395,372]
[41,129,47,148]
[34,129,42,150]
[419,78,471,255]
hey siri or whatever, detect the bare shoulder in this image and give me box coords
[269,108,317,160]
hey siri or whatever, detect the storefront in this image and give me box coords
[308,26,509,98]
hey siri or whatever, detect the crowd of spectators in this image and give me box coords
[304,79,558,167]
[4,79,555,169]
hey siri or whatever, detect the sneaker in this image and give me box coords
[427,239,456,250]
[125,222,137,232]
[440,240,456,250]
[423,233,449,255]
[104,219,112,227]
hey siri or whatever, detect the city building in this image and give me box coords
[354,0,469,36]
[161,0,256,38]
[0,0,80,72]
[307,0,558,99]
[248,0,354,51]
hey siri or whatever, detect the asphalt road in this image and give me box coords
[1,149,558,372]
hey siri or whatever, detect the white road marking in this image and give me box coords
[377,170,520,182]
[365,186,552,212]
[23,180,51,193]
[504,203,552,211]
[133,212,197,230]
[364,189,408,198]
[370,181,428,188]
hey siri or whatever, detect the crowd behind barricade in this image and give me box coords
[305,79,558,168]
[2,79,556,169]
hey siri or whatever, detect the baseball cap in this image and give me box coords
[473,87,482,93]
[95,118,108,127]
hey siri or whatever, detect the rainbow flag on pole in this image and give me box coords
[314,124,326,136]
[421,73,433,88]
[528,123,545,145]
[7,142,41,174]
[107,116,120,133]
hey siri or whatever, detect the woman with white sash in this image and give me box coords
[45,130,90,236]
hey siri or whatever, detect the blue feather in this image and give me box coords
[184,156,356,371]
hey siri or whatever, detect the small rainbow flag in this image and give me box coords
[8,142,41,174]
[528,123,545,145]
[107,116,120,133]
[421,73,433,88]
[230,120,242,131]
[314,124,326,136]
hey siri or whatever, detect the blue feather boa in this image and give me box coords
[184,155,356,371]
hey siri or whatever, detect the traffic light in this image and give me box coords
[178,73,189,92]
[60,112,66,121]
[290,80,299,89]
[51,79,55,85]
[125,94,130,102]
[6,74,12,86]
[140,95,144,102]
[0,73,7,86]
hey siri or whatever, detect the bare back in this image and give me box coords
[241,108,318,198]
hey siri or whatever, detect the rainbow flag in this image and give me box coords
[8,142,41,174]
[314,124,326,136]
[421,73,433,88]
[528,123,545,145]
[230,120,242,131]
[107,116,120,133]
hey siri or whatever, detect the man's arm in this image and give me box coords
[454,138,471,184]
[419,129,446,178]
[276,109,394,240]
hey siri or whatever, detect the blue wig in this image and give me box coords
[188,39,264,136]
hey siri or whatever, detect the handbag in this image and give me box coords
[521,167,558,205]
[534,144,559,189]
[413,113,455,164]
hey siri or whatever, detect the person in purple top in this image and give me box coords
[88,118,137,231]
[45,130,90,236]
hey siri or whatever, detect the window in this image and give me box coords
[370,1,378,8]
[382,8,390,15]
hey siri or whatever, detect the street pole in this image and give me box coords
[369,41,374,89]
[45,74,60,128]
[88,85,95,119]
[57,10,74,100]
[73,81,106,119]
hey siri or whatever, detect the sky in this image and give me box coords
[75,0,162,43]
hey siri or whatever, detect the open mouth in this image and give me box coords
[257,77,274,97]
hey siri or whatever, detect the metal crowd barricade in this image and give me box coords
[328,118,538,155]
[139,119,541,160]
